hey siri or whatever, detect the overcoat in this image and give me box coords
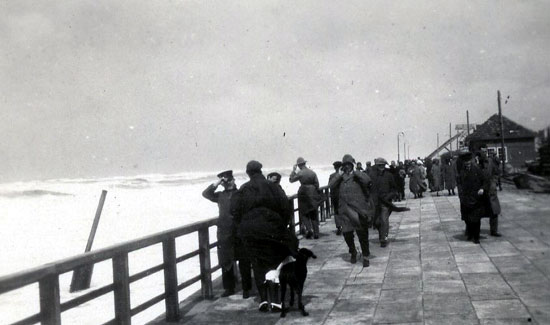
[479,158,501,215]
[328,170,374,232]
[230,173,295,270]
[442,162,457,190]
[290,167,322,217]
[457,164,487,223]
[431,164,443,191]
[409,166,426,194]
[202,185,237,271]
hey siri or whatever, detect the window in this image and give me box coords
[497,147,508,162]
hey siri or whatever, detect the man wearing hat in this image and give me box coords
[202,170,252,298]
[456,152,487,244]
[329,154,373,267]
[328,161,343,235]
[368,158,398,247]
[231,161,295,312]
[290,157,322,239]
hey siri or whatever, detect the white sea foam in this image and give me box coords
[0,166,333,324]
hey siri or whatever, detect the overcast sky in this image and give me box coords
[1,1,549,182]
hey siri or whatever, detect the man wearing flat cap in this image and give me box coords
[202,170,252,298]
[368,158,398,247]
[329,161,343,235]
[231,161,295,312]
[290,157,322,239]
[329,154,373,267]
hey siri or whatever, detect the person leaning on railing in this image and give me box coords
[202,170,252,299]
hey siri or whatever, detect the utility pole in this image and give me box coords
[467,110,470,135]
[397,132,404,163]
[437,133,440,158]
[449,123,452,152]
[498,90,506,175]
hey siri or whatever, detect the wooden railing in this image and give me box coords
[0,185,333,324]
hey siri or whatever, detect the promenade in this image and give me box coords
[150,184,550,324]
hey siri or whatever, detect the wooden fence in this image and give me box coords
[0,186,332,324]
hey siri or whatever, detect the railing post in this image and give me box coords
[319,198,325,222]
[325,188,331,219]
[163,239,180,322]
[198,227,213,299]
[113,254,131,325]
[39,274,61,325]
[288,199,296,231]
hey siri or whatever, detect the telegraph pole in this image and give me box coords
[467,110,470,135]
[498,90,506,175]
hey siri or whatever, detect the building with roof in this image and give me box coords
[465,114,537,168]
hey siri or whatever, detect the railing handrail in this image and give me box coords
[0,217,218,295]
[0,184,333,324]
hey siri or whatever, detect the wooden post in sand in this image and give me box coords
[70,190,108,292]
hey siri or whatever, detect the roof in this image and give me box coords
[465,114,536,142]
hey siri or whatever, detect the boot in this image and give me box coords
[343,232,357,264]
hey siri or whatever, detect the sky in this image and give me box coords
[1,1,549,182]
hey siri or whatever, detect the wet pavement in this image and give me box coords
[150,184,550,324]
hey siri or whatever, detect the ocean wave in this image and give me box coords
[0,190,73,198]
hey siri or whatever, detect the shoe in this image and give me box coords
[242,290,250,299]
[350,253,357,264]
[362,258,370,267]
[490,232,502,237]
[473,239,480,244]
[270,303,282,312]
[313,234,319,239]
[336,228,342,235]
[259,301,269,312]
[305,232,312,239]
[380,241,388,247]
[221,289,235,297]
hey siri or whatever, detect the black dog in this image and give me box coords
[279,248,317,318]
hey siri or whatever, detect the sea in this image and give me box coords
[0,166,333,324]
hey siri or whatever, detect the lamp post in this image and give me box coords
[397,132,405,163]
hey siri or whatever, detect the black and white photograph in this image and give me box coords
[1,1,549,324]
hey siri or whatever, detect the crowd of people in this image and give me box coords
[202,148,502,312]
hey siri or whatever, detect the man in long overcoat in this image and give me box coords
[289,157,322,239]
[202,170,252,298]
[431,159,443,195]
[368,158,398,247]
[442,157,457,195]
[329,154,373,267]
[478,147,502,237]
[328,161,343,235]
[231,161,295,312]
[457,152,487,244]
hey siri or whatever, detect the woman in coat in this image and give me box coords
[442,158,457,195]
[431,159,443,195]
[409,161,427,198]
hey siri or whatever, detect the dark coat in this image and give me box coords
[409,166,426,194]
[431,164,443,191]
[328,171,374,232]
[442,162,457,190]
[457,164,487,223]
[290,167,322,216]
[479,158,501,216]
[368,168,397,206]
[202,185,237,270]
[230,173,295,269]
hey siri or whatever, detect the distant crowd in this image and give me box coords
[202,146,502,313]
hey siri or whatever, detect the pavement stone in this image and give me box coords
[149,185,550,325]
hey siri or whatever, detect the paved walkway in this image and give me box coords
[150,184,550,324]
